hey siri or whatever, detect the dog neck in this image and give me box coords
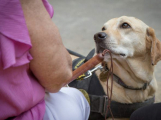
[97,54,157,103]
[112,56,154,88]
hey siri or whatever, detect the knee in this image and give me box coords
[70,88,90,107]
[130,111,139,120]
[130,106,147,120]
[60,87,90,110]
[74,89,90,120]
[44,87,90,120]
[62,87,90,120]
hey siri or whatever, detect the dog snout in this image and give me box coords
[94,32,107,42]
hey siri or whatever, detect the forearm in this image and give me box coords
[20,0,72,92]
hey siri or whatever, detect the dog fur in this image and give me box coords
[94,16,161,120]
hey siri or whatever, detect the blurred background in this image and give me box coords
[48,0,161,102]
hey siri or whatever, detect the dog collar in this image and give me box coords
[113,73,150,90]
[102,66,150,90]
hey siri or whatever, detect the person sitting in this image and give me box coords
[0,0,90,120]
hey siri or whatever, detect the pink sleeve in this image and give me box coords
[0,0,32,69]
[0,0,54,69]
[42,0,54,18]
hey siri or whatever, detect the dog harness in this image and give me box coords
[68,49,155,119]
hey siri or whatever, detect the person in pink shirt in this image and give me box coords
[0,0,90,120]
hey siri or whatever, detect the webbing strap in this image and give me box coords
[89,95,106,114]
[89,95,155,118]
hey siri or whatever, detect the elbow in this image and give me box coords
[45,67,73,93]
[46,85,62,93]
[64,67,73,83]
[59,66,73,86]
[59,55,73,85]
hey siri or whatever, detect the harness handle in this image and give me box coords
[69,53,104,82]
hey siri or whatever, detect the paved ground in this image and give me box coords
[49,0,161,102]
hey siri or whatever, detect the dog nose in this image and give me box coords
[94,32,107,42]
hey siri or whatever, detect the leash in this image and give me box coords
[70,52,104,82]
[102,49,114,120]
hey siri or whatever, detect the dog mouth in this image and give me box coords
[96,44,126,57]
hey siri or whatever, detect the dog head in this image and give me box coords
[94,16,161,65]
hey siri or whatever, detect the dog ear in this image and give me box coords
[146,27,161,65]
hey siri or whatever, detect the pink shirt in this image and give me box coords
[0,0,54,119]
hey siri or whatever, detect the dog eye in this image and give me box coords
[102,27,106,31]
[121,22,131,29]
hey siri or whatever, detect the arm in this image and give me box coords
[20,0,72,93]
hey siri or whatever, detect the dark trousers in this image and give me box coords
[130,103,161,120]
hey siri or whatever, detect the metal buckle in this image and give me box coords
[103,96,108,114]
[100,95,108,117]
[84,65,103,79]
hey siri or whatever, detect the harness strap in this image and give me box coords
[89,95,106,114]
[89,94,155,118]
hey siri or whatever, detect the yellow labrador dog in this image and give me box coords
[94,16,161,120]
